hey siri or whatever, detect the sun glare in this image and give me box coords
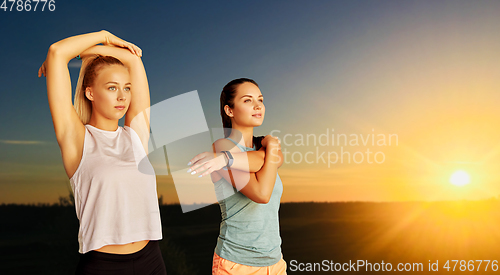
[449,170,470,186]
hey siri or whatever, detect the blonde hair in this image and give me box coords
[73,55,125,124]
[74,58,93,124]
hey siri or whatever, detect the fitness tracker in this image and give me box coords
[222,151,234,168]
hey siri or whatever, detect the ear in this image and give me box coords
[85,87,94,101]
[224,105,233,118]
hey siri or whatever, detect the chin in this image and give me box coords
[117,109,129,119]
[109,113,126,120]
[250,122,263,127]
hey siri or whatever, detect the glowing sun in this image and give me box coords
[449,170,470,186]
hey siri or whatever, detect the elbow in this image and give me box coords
[48,43,61,57]
[253,193,271,204]
[47,43,73,64]
[47,43,67,61]
[258,198,271,204]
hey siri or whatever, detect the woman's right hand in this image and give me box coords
[102,30,142,57]
[38,60,46,78]
[261,135,281,150]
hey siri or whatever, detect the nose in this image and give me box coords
[117,89,126,101]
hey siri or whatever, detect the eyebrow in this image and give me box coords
[240,94,263,99]
[105,82,132,85]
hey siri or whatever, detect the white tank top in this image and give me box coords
[69,124,162,254]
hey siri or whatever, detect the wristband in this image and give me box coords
[221,152,228,165]
[222,151,234,168]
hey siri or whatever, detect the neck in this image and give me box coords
[228,124,254,148]
[88,114,119,132]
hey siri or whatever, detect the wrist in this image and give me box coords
[221,151,234,168]
[265,146,281,164]
[265,144,278,153]
[100,30,110,44]
[218,152,228,166]
[261,140,268,148]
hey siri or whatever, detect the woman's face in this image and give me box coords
[86,64,131,121]
[228,82,265,128]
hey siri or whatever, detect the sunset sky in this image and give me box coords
[1,0,500,204]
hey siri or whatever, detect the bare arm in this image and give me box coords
[43,31,108,141]
[40,31,108,179]
[187,135,284,176]
[251,143,282,202]
[211,138,281,204]
[125,56,150,154]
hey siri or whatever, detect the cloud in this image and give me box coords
[68,60,82,69]
[0,140,49,145]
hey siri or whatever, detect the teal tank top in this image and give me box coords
[213,137,283,267]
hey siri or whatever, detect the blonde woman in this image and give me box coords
[38,30,166,274]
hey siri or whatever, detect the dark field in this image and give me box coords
[1,200,500,274]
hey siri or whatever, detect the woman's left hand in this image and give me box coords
[102,30,142,57]
[187,152,227,177]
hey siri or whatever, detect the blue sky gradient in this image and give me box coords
[1,0,500,203]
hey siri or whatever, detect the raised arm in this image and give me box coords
[40,31,109,179]
[210,137,282,204]
[124,54,150,153]
[79,45,150,153]
[38,30,141,179]
[41,31,108,142]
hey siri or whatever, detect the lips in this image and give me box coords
[115,106,125,110]
[252,113,262,118]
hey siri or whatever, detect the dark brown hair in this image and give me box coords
[220,78,264,150]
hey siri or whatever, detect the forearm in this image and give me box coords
[226,144,283,172]
[48,31,107,63]
[252,146,280,202]
[80,45,141,67]
[229,148,266,172]
[216,149,278,203]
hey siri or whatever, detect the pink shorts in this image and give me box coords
[212,252,287,275]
